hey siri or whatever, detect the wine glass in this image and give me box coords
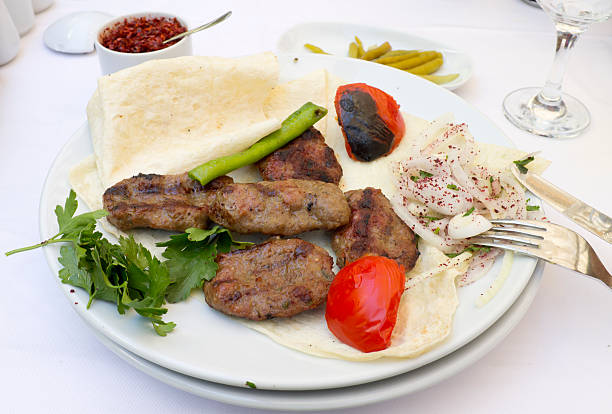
[503,0,612,138]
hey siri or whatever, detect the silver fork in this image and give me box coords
[470,219,612,289]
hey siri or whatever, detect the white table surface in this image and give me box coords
[1,0,611,412]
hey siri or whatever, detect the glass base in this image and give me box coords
[502,87,590,138]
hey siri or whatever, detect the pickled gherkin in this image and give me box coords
[388,51,441,70]
[301,36,456,84]
[361,42,391,60]
[407,58,443,75]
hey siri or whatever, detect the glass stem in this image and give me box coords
[536,28,580,107]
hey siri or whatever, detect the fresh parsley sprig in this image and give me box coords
[6,191,252,336]
[157,227,252,303]
[5,190,107,256]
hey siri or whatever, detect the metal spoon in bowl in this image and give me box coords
[163,11,232,44]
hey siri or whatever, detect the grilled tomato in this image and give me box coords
[334,83,405,162]
[325,255,405,353]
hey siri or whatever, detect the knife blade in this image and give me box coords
[511,164,612,243]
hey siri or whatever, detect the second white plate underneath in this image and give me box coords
[94,262,544,411]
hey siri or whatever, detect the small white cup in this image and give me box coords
[4,0,35,36]
[0,0,20,65]
[32,0,54,14]
[95,12,192,75]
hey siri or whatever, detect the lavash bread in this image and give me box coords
[88,52,282,189]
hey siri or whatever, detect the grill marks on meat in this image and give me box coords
[332,188,419,271]
[103,173,232,232]
[257,127,343,184]
[204,238,334,320]
[208,179,350,235]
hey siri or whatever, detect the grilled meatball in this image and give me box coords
[103,173,232,231]
[257,127,343,184]
[332,188,419,270]
[204,238,334,320]
[208,179,350,235]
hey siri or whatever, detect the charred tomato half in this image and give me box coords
[334,83,405,162]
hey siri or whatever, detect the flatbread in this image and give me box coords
[475,142,550,175]
[88,53,282,189]
[264,69,328,136]
[241,243,470,361]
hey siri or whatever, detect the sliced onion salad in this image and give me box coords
[393,116,535,292]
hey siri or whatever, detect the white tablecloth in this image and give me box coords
[2,0,611,412]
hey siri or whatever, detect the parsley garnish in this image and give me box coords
[447,184,459,190]
[246,381,257,389]
[422,215,443,222]
[433,227,440,235]
[6,191,251,336]
[410,170,433,182]
[446,245,491,258]
[525,198,540,211]
[463,207,475,217]
[157,227,252,303]
[513,156,534,174]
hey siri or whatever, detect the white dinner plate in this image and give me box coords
[40,54,537,391]
[91,263,544,411]
[277,22,473,90]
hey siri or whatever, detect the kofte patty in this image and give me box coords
[204,238,334,320]
[103,173,232,232]
[331,187,419,270]
[257,127,343,184]
[207,179,350,235]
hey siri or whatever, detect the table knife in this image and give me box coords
[511,164,612,243]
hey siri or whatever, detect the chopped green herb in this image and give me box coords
[433,227,440,235]
[422,215,443,222]
[246,381,257,389]
[463,207,475,217]
[446,245,491,258]
[410,170,433,182]
[446,184,459,191]
[513,156,534,174]
[526,205,540,211]
[6,191,252,336]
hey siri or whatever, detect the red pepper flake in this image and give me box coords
[100,17,187,53]
[70,289,75,293]
[74,302,78,305]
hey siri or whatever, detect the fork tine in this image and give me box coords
[475,219,612,289]
[490,219,547,231]
[475,232,541,248]
[468,238,538,257]
[489,226,545,240]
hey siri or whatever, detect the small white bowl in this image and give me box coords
[95,12,192,75]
